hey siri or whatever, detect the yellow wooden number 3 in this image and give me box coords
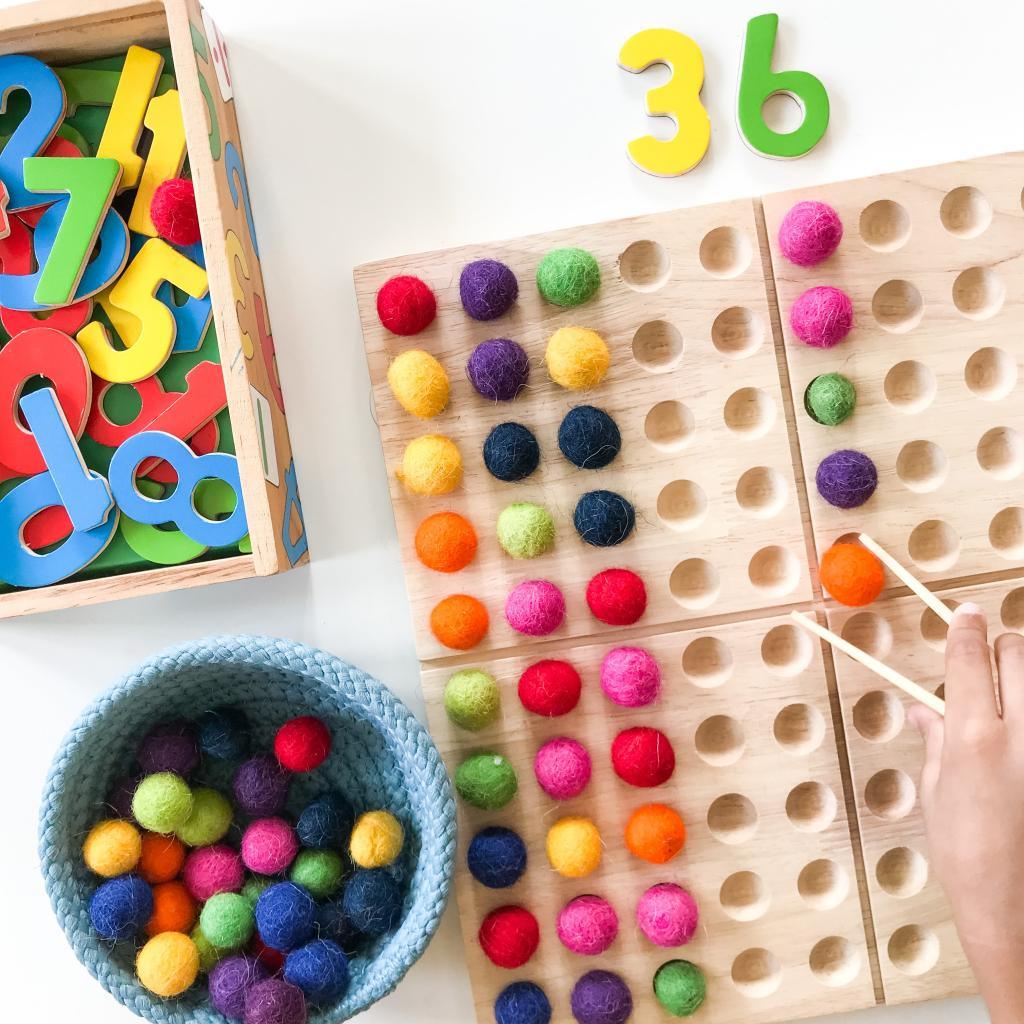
[619,29,710,177]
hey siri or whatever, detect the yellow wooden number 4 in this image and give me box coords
[618,29,711,177]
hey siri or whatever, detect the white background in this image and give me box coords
[1,0,1016,1020]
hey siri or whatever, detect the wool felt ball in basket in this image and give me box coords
[39,635,456,1024]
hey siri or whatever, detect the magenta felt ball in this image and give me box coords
[636,883,699,948]
[600,647,661,708]
[778,200,843,267]
[534,738,592,800]
[557,895,619,956]
[183,843,245,901]
[242,818,299,876]
[790,286,854,349]
[505,579,565,637]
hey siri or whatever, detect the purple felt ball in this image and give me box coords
[105,774,139,818]
[467,338,530,401]
[234,755,291,818]
[816,449,878,509]
[790,285,854,349]
[138,720,200,778]
[460,259,519,321]
[570,970,633,1024]
[243,978,307,1024]
[778,200,843,267]
[210,956,268,1020]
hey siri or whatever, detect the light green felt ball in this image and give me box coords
[241,875,273,908]
[496,502,555,559]
[444,669,500,731]
[653,960,707,1017]
[175,786,233,847]
[536,247,601,307]
[190,925,226,973]
[289,849,345,899]
[132,772,194,834]
[199,892,254,951]
[805,372,856,426]
[454,752,518,810]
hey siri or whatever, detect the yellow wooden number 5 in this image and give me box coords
[618,29,711,177]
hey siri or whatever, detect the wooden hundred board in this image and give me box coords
[354,152,1024,1022]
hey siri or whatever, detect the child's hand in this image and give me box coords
[909,601,1024,1023]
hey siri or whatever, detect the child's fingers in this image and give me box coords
[908,704,944,796]
[944,602,999,730]
[994,632,1024,722]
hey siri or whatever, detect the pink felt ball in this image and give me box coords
[600,646,661,708]
[790,285,854,349]
[150,177,201,246]
[182,843,244,901]
[557,895,619,956]
[505,579,565,637]
[534,737,592,800]
[241,817,299,875]
[778,200,843,267]
[636,883,699,948]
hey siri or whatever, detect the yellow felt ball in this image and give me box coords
[398,434,463,495]
[350,810,405,868]
[136,931,200,997]
[387,349,450,419]
[546,816,602,878]
[545,326,610,390]
[83,819,142,878]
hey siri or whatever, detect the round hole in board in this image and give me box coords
[694,715,745,767]
[883,360,937,413]
[761,623,813,676]
[895,440,948,493]
[681,636,733,688]
[865,768,917,820]
[644,400,695,453]
[719,871,770,922]
[888,925,940,976]
[798,859,850,911]
[735,466,788,518]
[841,611,893,660]
[809,936,862,988]
[990,507,1024,560]
[907,519,960,573]
[773,703,826,756]
[876,847,928,899]
[730,948,782,999]
[940,185,992,238]
[965,346,1017,400]
[699,226,752,279]
[724,386,776,438]
[785,781,838,833]
[977,426,1024,480]
[919,600,961,651]
[1001,588,1024,633]
[859,199,911,252]
[953,266,1005,320]
[711,306,764,358]
[618,240,671,292]
[707,793,758,845]
[656,479,708,532]
[632,320,683,373]
[852,690,905,743]
[748,545,801,596]
[669,558,720,610]
[872,279,923,333]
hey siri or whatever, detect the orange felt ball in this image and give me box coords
[430,594,489,650]
[624,803,687,864]
[139,832,187,884]
[820,543,884,606]
[145,880,198,937]
[415,512,478,573]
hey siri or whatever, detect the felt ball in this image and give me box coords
[138,720,201,778]
[546,327,610,390]
[295,793,354,851]
[290,850,345,899]
[133,772,194,834]
[545,816,601,878]
[90,874,153,940]
[415,511,477,572]
[244,978,308,1024]
[483,422,540,482]
[242,876,274,907]
[557,895,618,956]
[518,660,582,717]
[315,900,359,953]
[478,905,539,968]
[570,970,633,1024]
[275,716,331,773]
[284,939,350,1004]
[505,579,565,636]
[653,960,706,1017]
[624,804,686,864]
[376,274,437,336]
[430,593,489,650]
[177,786,233,847]
[193,925,227,973]
[202,892,255,951]
[234,756,291,817]
[497,502,555,559]
[536,247,601,307]
[387,349,450,419]
[460,259,519,320]
[398,434,463,495]
[184,844,245,901]
[256,882,316,952]
[466,826,527,889]
[137,931,200,997]
[242,818,299,876]
[350,810,404,870]
[342,868,404,936]
[558,406,621,469]
[600,646,661,708]
[106,774,139,819]
[534,737,591,800]
[574,490,635,547]
[197,707,251,761]
[83,818,142,877]
[611,727,676,787]
[210,955,269,1020]
[820,542,885,606]
[250,936,287,975]
[456,752,518,809]
[586,568,646,626]
[495,981,552,1024]
[150,177,201,246]
[444,668,500,730]
[139,832,186,884]
[816,449,878,509]
[805,372,856,426]
[790,285,854,349]
[636,883,699,947]
[146,880,198,936]
[778,200,843,267]
[467,337,530,401]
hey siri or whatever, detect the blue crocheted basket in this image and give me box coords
[39,635,456,1024]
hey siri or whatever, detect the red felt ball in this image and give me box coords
[518,659,582,717]
[586,568,647,626]
[376,275,437,336]
[250,935,286,973]
[273,716,331,772]
[150,177,201,246]
[611,727,676,788]
[478,905,539,968]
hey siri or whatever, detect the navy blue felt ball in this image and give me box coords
[197,706,250,760]
[316,899,360,954]
[483,422,540,482]
[495,981,553,1024]
[296,792,353,850]
[342,869,404,937]
[284,939,350,1005]
[467,826,527,889]
[573,490,635,547]
[90,875,153,940]
[255,882,317,952]
[558,406,621,469]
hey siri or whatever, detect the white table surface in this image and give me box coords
[2,0,1013,1019]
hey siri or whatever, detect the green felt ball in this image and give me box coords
[536,247,601,307]
[653,960,707,1017]
[290,849,345,899]
[805,372,856,426]
[455,752,518,810]
[496,502,555,559]
[175,786,233,847]
[190,925,225,973]
[444,669,500,731]
[241,875,273,907]
[199,892,254,951]
[132,772,194,834]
